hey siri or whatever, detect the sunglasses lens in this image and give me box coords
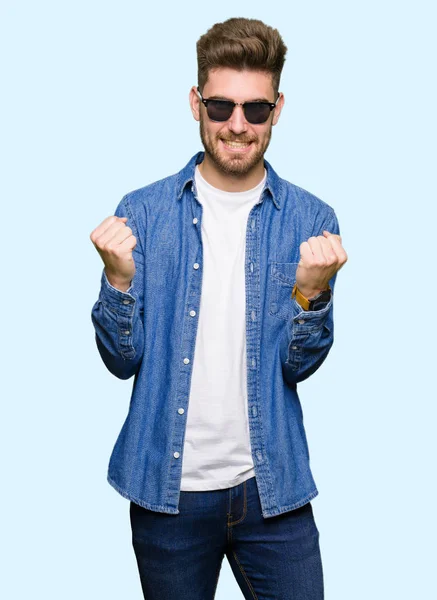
[244,103,271,124]
[204,98,273,124]
[206,100,234,122]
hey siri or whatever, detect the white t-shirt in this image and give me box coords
[180,164,267,491]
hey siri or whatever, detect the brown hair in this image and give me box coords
[196,17,287,98]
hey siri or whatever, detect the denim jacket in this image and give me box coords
[91,151,340,518]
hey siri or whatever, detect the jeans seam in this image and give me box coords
[228,480,248,526]
[230,526,259,600]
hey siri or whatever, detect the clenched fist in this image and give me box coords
[90,215,137,292]
[296,230,348,299]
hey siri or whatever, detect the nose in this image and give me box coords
[227,104,248,135]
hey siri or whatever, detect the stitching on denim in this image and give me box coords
[100,300,119,318]
[227,491,232,545]
[118,323,135,357]
[232,549,258,599]
[229,526,258,600]
[268,268,296,322]
[264,488,319,515]
[228,480,247,526]
[246,209,278,510]
[107,474,179,513]
[123,194,146,257]
[271,270,297,286]
[98,300,136,358]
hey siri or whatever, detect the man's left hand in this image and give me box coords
[295,230,348,299]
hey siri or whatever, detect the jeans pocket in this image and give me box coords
[268,262,299,321]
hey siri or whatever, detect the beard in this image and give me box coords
[199,113,273,176]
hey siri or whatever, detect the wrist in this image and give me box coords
[292,284,331,311]
[105,269,132,292]
[296,286,330,300]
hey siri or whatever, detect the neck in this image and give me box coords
[198,154,265,192]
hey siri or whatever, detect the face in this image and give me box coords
[190,68,284,177]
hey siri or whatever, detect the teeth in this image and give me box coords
[223,140,251,148]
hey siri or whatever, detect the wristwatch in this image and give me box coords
[292,284,332,311]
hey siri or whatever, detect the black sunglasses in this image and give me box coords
[197,86,279,125]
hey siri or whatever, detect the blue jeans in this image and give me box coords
[129,475,324,599]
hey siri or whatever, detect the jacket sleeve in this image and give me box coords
[91,195,145,380]
[282,207,341,386]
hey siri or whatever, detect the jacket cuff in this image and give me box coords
[291,296,332,331]
[98,270,136,315]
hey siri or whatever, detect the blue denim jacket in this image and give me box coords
[91,150,340,518]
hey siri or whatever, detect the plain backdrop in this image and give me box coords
[1,1,436,598]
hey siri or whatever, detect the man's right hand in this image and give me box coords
[90,216,137,292]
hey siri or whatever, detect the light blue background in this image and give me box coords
[1,1,436,598]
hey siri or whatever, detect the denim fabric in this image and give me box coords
[91,150,340,518]
[129,475,323,599]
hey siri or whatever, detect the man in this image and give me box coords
[90,17,347,600]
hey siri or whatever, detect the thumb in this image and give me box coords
[323,229,342,242]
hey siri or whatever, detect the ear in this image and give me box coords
[189,86,201,122]
[272,93,285,126]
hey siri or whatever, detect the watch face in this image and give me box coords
[309,290,332,310]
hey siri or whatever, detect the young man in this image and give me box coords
[90,17,347,600]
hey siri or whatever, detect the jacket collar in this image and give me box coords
[176,151,282,210]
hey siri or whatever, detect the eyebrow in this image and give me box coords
[209,94,273,103]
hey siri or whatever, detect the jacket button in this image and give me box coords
[183,358,190,364]
[178,408,184,414]
[193,218,198,224]
[174,452,180,458]
[193,263,200,269]
[190,310,196,317]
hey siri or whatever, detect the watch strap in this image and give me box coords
[291,284,331,311]
[291,283,311,310]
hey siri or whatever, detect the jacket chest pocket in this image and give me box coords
[268,262,299,321]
